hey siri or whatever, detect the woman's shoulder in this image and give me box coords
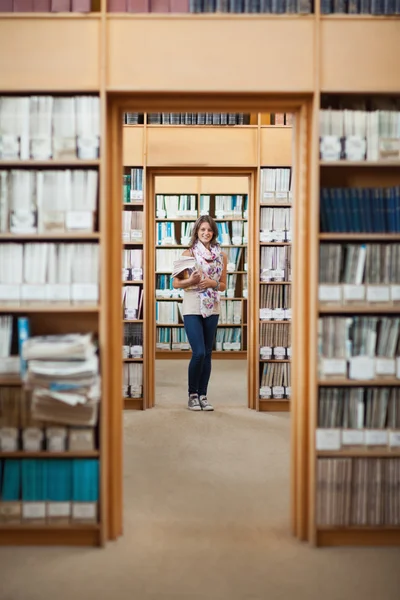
[182,249,191,257]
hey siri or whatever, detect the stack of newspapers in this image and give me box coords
[22,334,100,427]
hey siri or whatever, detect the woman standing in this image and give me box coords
[172,216,227,411]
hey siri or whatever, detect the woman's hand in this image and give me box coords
[198,277,217,291]
[189,270,201,286]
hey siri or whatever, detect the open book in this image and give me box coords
[172,256,196,278]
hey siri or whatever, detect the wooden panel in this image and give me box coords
[123,126,144,167]
[320,19,400,93]
[155,176,198,194]
[200,176,249,194]
[0,525,100,546]
[260,127,292,166]
[107,16,314,92]
[317,528,400,547]
[0,17,100,92]
[147,127,257,167]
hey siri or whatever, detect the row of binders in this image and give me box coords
[260,168,292,204]
[0,458,99,524]
[1,0,92,10]
[123,322,143,358]
[156,195,197,219]
[321,0,400,14]
[155,273,247,299]
[157,327,190,351]
[123,363,143,398]
[156,221,194,246]
[216,221,248,246]
[122,210,143,243]
[260,363,291,399]
[316,458,400,527]
[122,285,143,320]
[260,284,291,320]
[147,112,251,125]
[320,187,400,233]
[0,96,100,161]
[123,169,144,203]
[189,0,312,11]
[215,328,241,351]
[260,207,292,242]
[319,316,400,380]
[260,322,291,360]
[319,244,400,305]
[122,249,143,281]
[320,107,400,162]
[0,170,98,234]
[260,246,292,282]
[213,195,248,218]
[0,243,99,304]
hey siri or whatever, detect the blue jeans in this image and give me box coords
[183,314,219,397]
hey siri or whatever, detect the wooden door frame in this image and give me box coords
[106,93,316,546]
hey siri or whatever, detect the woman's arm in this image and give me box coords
[172,250,201,290]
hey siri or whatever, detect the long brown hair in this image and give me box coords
[189,215,219,248]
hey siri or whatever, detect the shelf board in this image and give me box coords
[123,202,144,206]
[122,281,144,285]
[317,448,400,458]
[123,319,143,323]
[261,203,292,207]
[260,242,291,246]
[320,160,400,167]
[0,523,101,547]
[316,528,400,548]
[0,451,99,458]
[0,159,100,167]
[0,233,100,241]
[260,320,291,324]
[123,358,143,363]
[0,13,101,19]
[123,241,143,246]
[259,399,290,412]
[156,244,246,248]
[260,281,291,285]
[156,218,197,222]
[260,359,291,363]
[156,323,242,327]
[156,350,246,360]
[124,397,143,410]
[0,305,99,314]
[0,376,22,387]
[319,304,400,314]
[320,233,400,241]
[318,379,400,387]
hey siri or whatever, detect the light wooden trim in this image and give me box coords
[260,127,292,167]
[0,17,101,92]
[259,399,290,412]
[0,525,101,547]
[123,126,145,167]
[146,169,156,409]
[316,528,400,548]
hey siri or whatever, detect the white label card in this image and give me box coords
[342,429,365,446]
[389,431,400,448]
[227,262,236,272]
[272,386,285,398]
[272,308,285,321]
[131,230,143,240]
[274,347,286,359]
[260,346,272,359]
[227,289,235,298]
[345,135,367,161]
[316,428,341,451]
[23,503,46,520]
[397,357,400,379]
[366,286,390,303]
[263,192,275,200]
[131,345,143,357]
[321,358,347,376]
[72,503,97,521]
[66,211,92,231]
[260,386,272,398]
[319,285,342,303]
[320,135,342,161]
[260,231,273,243]
[343,284,366,302]
[349,356,375,380]
[47,502,71,518]
[376,358,395,376]
[130,190,143,201]
[365,430,388,446]
[391,285,400,302]
[260,308,273,321]
[157,209,166,219]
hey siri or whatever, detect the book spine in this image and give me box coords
[0,0,13,9]
[71,0,91,10]
[13,0,34,9]
[150,0,169,8]
[51,0,71,9]
[33,0,51,8]
[108,0,127,8]
[170,0,189,8]
[127,0,149,8]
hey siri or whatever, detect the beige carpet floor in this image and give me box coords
[0,359,399,600]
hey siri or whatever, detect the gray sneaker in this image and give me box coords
[188,394,201,411]
[199,395,214,411]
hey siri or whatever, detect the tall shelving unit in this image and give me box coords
[0,2,398,547]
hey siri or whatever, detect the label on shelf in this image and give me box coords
[260,308,273,321]
[365,429,388,446]
[122,268,130,280]
[0,427,18,452]
[21,284,47,302]
[244,263,247,271]
[122,231,130,242]
[319,135,342,161]
[23,502,46,520]
[260,346,272,359]
[130,386,142,398]
[131,345,143,358]
[122,345,130,358]
[132,268,143,281]
[244,210,248,219]
[389,431,400,447]
[130,190,143,201]
[156,342,170,350]
[286,230,292,242]
[318,284,342,303]
[131,229,143,241]
[396,357,400,379]
[47,428,67,453]
[77,135,100,160]
[243,289,248,298]
[321,357,347,376]
[199,210,209,217]
[215,210,225,219]
[72,502,97,521]
[22,427,43,452]
[232,236,242,246]
[46,284,71,302]
[125,308,138,320]
[316,428,341,451]
[172,343,181,350]
[276,191,288,201]
[227,289,235,298]
[263,192,275,201]
[0,133,20,159]
[72,283,98,303]
[260,231,273,243]
[273,347,286,360]
[260,386,272,398]
[222,342,232,351]
[233,316,241,325]
[227,262,236,272]
[0,284,20,301]
[284,309,292,320]
[181,343,190,351]
[156,209,166,219]
[287,347,292,358]
[375,357,396,376]
[379,137,400,160]
[285,387,291,398]
[345,135,367,161]
[31,137,52,161]
[390,285,400,302]
[272,230,285,243]
[231,342,241,351]
[66,211,93,231]
[0,501,21,521]
[272,269,285,281]
[260,269,273,282]
[342,429,365,446]
[272,386,285,399]
[47,502,71,519]
[366,285,390,303]
[272,308,285,321]
[161,237,175,246]
[349,356,375,380]
[343,284,365,302]
[181,236,191,246]
[216,342,223,351]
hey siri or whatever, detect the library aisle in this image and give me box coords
[0,361,399,600]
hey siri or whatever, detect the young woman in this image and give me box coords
[172,216,227,411]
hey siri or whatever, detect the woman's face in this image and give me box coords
[197,222,213,245]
